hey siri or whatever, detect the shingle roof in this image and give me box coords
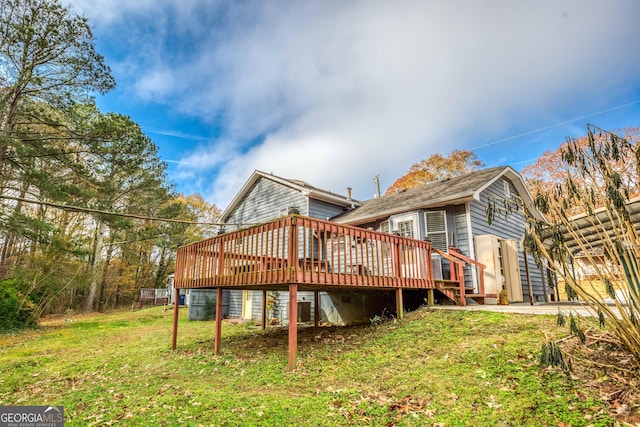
[332,166,538,225]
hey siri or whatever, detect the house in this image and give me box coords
[195,166,549,324]
[332,166,549,303]
[196,170,369,324]
[171,166,551,370]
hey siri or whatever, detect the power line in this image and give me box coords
[471,100,640,151]
[0,194,251,227]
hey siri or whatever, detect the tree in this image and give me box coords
[0,0,114,278]
[521,126,640,205]
[385,149,483,195]
[78,108,172,311]
[0,0,114,133]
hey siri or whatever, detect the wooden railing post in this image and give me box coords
[393,241,402,283]
[288,216,299,282]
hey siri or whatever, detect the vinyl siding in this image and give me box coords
[469,178,546,301]
[453,204,475,288]
[222,177,349,321]
[223,177,309,230]
[247,290,317,324]
[310,199,349,220]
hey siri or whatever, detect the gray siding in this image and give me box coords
[228,290,243,318]
[453,204,474,287]
[224,178,308,230]
[310,199,348,220]
[469,177,546,301]
[220,176,353,321]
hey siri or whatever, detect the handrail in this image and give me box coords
[174,215,436,290]
[447,247,486,270]
[433,247,486,296]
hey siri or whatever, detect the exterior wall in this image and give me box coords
[355,205,472,284]
[221,177,353,322]
[469,177,547,301]
[224,177,309,231]
[228,290,243,318]
[309,199,349,220]
[453,204,475,288]
[246,290,317,325]
[187,289,231,320]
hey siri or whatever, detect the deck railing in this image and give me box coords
[174,215,436,290]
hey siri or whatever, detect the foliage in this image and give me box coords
[385,149,483,195]
[524,125,640,366]
[540,340,571,377]
[203,295,217,320]
[0,0,221,315]
[0,278,36,330]
[521,126,640,210]
[0,0,114,130]
[0,307,619,425]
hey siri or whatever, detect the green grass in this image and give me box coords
[0,307,613,426]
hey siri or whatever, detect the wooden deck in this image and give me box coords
[174,215,485,299]
[172,215,488,370]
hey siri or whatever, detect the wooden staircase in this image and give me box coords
[432,247,489,306]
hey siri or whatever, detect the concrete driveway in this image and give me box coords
[430,301,623,318]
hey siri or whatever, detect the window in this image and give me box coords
[380,221,390,233]
[424,211,448,251]
[398,220,415,238]
[503,179,511,199]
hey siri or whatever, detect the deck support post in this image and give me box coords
[214,287,223,355]
[288,284,298,371]
[396,288,404,320]
[171,288,179,350]
[427,289,434,307]
[262,290,267,330]
[314,290,320,328]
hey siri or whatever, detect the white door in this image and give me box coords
[390,214,420,278]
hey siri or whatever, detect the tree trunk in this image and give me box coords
[97,238,114,312]
[85,219,105,312]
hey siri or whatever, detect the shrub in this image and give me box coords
[0,279,37,331]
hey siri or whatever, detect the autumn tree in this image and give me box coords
[521,126,640,204]
[385,150,484,195]
[0,0,114,271]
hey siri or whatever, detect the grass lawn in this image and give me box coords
[0,306,617,426]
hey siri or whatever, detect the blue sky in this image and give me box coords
[67,0,640,209]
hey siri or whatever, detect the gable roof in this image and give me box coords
[220,170,361,222]
[332,166,545,225]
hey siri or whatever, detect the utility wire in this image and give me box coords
[471,100,640,151]
[0,194,252,227]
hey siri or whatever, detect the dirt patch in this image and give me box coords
[558,329,640,425]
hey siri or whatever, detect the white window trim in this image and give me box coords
[390,213,418,239]
[424,210,448,251]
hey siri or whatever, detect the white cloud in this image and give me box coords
[71,0,640,208]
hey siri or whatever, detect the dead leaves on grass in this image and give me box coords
[551,328,640,424]
[325,388,434,426]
